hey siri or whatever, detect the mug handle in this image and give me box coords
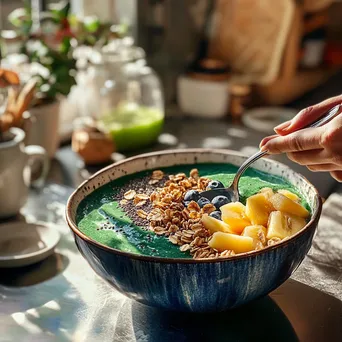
[24,145,50,188]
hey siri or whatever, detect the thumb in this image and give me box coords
[275,95,342,136]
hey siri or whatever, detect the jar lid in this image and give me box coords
[90,39,146,65]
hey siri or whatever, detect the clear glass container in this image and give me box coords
[85,38,164,152]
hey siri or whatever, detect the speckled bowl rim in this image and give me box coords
[66,149,322,264]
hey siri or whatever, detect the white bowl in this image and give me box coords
[177,75,230,118]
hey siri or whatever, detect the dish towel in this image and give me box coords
[292,193,342,300]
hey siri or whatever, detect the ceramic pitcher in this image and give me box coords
[0,128,49,218]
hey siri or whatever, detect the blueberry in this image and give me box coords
[210,211,222,220]
[197,197,211,208]
[212,195,230,209]
[207,180,224,190]
[184,190,200,202]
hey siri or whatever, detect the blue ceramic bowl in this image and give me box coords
[66,149,322,312]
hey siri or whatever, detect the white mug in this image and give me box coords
[0,128,49,218]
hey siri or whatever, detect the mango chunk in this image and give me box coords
[267,211,289,240]
[259,187,274,199]
[278,189,300,202]
[267,211,306,240]
[209,232,254,254]
[286,213,307,234]
[270,193,309,218]
[242,225,267,248]
[220,202,251,234]
[246,193,274,226]
[201,214,233,234]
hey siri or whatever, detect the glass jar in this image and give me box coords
[85,39,164,152]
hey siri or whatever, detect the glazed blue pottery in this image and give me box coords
[66,149,322,312]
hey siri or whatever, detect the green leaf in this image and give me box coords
[8,7,32,35]
[8,8,27,27]
[83,16,100,33]
[59,37,72,54]
[68,14,79,29]
[49,0,70,21]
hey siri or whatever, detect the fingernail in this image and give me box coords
[259,138,268,148]
[260,145,268,152]
[274,121,291,132]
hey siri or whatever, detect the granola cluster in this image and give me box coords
[122,169,235,259]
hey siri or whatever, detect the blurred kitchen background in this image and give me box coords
[1,0,342,194]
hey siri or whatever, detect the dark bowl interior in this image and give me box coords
[66,149,322,312]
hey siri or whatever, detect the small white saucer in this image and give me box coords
[243,107,298,134]
[0,222,60,268]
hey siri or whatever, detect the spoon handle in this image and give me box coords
[307,103,341,128]
[231,150,268,192]
[232,103,342,194]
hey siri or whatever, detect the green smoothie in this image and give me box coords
[99,103,163,151]
[76,163,310,259]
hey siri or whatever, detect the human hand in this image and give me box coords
[259,95,342,182]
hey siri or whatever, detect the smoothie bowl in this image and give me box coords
[66,149,322,312]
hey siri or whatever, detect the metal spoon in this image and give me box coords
[200,104,342,202]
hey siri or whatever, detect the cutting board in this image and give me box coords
[209,0,295,84]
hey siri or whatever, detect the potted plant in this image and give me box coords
[6,1,76,157]
[5,0,129,157]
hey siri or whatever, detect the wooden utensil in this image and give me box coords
[0,111,15,134]
[0,69,20,137]
[0,69,20,88]
[11,79,37,127]
[0,69,37,134]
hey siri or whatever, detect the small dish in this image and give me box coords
[242,107,297,133]
[0,222,60,268]
[177,75,230,118]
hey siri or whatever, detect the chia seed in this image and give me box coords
[114,174,168,229]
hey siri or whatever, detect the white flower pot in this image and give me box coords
[26,100,61,158]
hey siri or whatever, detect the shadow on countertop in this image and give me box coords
[112,279,341,342]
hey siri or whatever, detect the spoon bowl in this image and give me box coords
[200,150,268,202]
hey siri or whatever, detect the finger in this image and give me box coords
[259,135,278,148]
[331,171,342,182]
[276,95,342,135]
[261,127,324,154]
[274,120,291,132]
[287,149,331,165]
[307,164,341,172]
